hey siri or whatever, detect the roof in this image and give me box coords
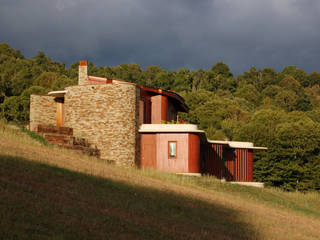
[208,140,267,151]
[139,124,205,133]
[46,76,188,112]
[139,85,188,112]
[140,124,267,151]
[88,76,189,112]
[48,90,67,98]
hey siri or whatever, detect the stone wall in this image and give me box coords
[30,95,56,131]
[64,83,140,166]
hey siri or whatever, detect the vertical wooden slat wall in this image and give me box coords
[204,143,223,179]
[234,149,253,182]
[205,144,254,182]
[224,149,235,181]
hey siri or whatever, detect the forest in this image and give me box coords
[1,42,320,191]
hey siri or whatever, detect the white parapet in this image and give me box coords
[139,124,205,133]
[229,181,265,188]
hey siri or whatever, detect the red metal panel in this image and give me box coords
[145,96,151,124]
[188,134,200,173]
[151,95,161,124]
[204,143,254,182]
[139,100,144,125]
[161,96,168,123]
[140,134,157,169]
[224,149,235,181]
[234,149,253,182]
[157,133,189,173]
[203,143,223,179]
[151,95,168,123]
[248,150,253,182]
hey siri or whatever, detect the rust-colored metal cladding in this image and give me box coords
[161,95,168,123]
[156,133,189,173]
[234,149,253,182]
[203,143,224,179]
[139,85,189,113]
[144,96,152,123]
[204,143,256,182]
[139,86,188,124]
[248,150,253,182]
[151,95,168,124]
[188,134,200,173]
[139,100,144,125]
[140,134,157,169]
[224,149,235,181]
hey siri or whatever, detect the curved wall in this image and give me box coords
[64,83,140,166]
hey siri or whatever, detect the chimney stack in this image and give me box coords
[78,60,88,85]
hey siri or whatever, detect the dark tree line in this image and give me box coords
[1,42,320,191]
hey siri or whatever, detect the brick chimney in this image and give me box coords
[78,60,88,85]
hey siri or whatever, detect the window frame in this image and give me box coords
[168,141,177,159]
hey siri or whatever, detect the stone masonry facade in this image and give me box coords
[30,95,56,131]
[64,83,140,166]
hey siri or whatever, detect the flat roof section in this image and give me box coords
[208,140,267,150]
[140,124,267,150]
[139,124,205,133]
[48,90,67,98]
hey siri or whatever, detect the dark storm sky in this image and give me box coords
[1,0,319,75]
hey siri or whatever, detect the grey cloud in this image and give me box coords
[0,0,319,75]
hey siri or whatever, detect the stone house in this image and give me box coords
[30,61,266,182]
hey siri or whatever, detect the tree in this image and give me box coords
[274,89,297,111]
[282,66,309,87]
[211,62,233,78]
[154,71,174,90]
[237,109,320,191]
[34,72,57,89]
[261,85,281,99]
[172,68,191,92]
[191,69,204,92]
[234,84,260,106]
[52,75,76,90]
[144,65,163,88]
[308,72,320,87]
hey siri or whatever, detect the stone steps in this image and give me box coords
[37,124,73,136]
[36,125,100,157]
[44,134,71,144]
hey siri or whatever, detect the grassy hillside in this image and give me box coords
[1,123,320,240]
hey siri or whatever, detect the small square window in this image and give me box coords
[168,141,177,158]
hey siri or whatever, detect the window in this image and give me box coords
[168,141,177,158]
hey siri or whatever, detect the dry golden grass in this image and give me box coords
[0,123,320,239]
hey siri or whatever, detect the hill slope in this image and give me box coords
[0,125,320,240]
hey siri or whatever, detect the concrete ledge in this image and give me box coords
[229,182,264,188]
[139,124,205,133]
[176,173,202,177]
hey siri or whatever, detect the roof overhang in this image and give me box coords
[139,86,189,112]
[48,90,67,98]
[139,124,205,133]
[208,140,267,151]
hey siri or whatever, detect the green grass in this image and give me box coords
[137,169,320,218]
[20,126,49,146]
[0,154,257,240]
[1,123,320,240]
